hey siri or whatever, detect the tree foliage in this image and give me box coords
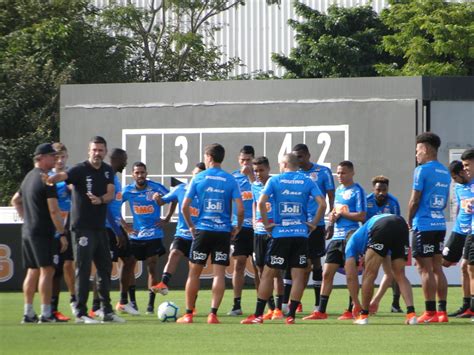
[376,0,474,76]
[272,2,393,78]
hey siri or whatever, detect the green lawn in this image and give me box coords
[0,287,472,354]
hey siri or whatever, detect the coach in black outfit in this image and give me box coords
[47,136,124,323]
[11,143,68,323]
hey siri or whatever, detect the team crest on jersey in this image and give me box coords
[342,189,353,200]
[79,236,88,247]
[53,254,59,265]
[310,172,318,182]
[299,255,307,265]
[146,191,155,201]
[105,171,109,179]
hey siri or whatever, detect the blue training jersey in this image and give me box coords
[453,178,474,235]
[333,183,367,240]
[252,180,274,235]
[298,163,335,226]
[232,170,254,228]
[412,160,450,232]
[366,193,400,219]
[122,180,169,240]
[161,183,199,240]
[262,171,322,238]
[345,214,391,260]
[185,167,241,232]
[106,174,123,230]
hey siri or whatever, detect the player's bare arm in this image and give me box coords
[407,189,421,230]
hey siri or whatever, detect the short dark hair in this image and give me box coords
[449,160,464,175]
[372,175,389,186]
[205,143,225,163]
[110,148,126,158]
[240,145,255,156]
[90,136,107,147]
[416,132,441,150]
[252,156,270,168]
[196,162,206,171]
[133,161,147,170]
[338,160,354,170]
[292,143,309,154]
[461,148,474,161]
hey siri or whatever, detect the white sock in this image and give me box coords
[24,304,35,317]
[41,304,51,318]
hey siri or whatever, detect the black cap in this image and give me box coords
[34,143,56,156]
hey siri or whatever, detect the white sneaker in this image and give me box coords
[94,309,104,318]
[116,302,140,316]
[76,315,100,324]
[102,313,126,323]
[354,316,369,325]
[70,302,78,316]
[227,309,243,316]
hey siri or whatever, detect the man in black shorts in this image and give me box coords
[11,143,68,323]
[178,143,244,324]
[228,145,256,316]
[47,136,124,323]
[345,214,417,325]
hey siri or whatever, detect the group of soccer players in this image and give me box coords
[15,132,474,326]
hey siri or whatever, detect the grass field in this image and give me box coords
[0,286,472,354]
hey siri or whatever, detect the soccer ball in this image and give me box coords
[157,301,179,322]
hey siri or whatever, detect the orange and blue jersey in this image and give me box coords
[262,171,322,238]
[232,170,254,228]
[106,174,123,231]
[366,193,400,219]
[333,183,366,240]
[453,178,474,236]
[122,180,169,240]
[252,180,274,235]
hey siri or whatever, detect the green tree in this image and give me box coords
[100,0,243,82]
[272,2,393,78]
[0,0,132,205]
[376,0,474,76]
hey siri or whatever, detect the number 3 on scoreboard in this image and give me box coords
[174,135,188,173]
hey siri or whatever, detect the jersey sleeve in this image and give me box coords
[345,224,366,259]
[185,179,197,200]
[45,183,58,199]
[161,186,178,204]
[324,167,335,191]
[262,177,275,197]
[413,166,424,191]
[231,177,242,200]
[66,165,81,185]
[355,186,367,212]
[121,187,129,203]
[393,197,401,216]
[309,179,323,198]
[105,165,114,185]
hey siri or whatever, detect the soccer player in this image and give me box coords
[291,143,335,314]
[459,149,474,322]
[46,136,124,323]
[345,214,417,325]
[121,161,171,315]
[151,162,206,296]
[365,175,403,314]
[251,156,284,320]
[228,145,256,316]
[12,143,68,323]
[241,153,326,325]
[49,143,75,321]
[444,160,473,318]
[303,160,366,320]
[177,143,243,324]
[407,132,450,323]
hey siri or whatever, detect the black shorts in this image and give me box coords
[265,237,308,270]
[129,239,166,261]
[232,227,254,257]
[412,230,445,258]
[59,231,74,261]
[367,215,409,260]
[443,232,467,263]
[253,233,271,267]
[325,239,346,267]
[22,235,55,269]
[464,234,474,265]
[107,228,119,262]
[189,230,231,266]
[308,226,326,260]
[170,236,193,258]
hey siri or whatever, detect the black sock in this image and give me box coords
[92,298,101,312]
[438,300,447,312]
[407,306,415,314]
[462,297,470,309]
[255,298,267,317]
[148,290,156,308]
[425,300,436,312]
[471,295,474,312]
[361,309,369,315]
[120,291,128,305]
[348,297,353,312]
[232,297,241,311]
[319,295,329,313]
[210,307,218,315]
[314,284,321,307]
[129,285,136,304]
[288,300,300,318]
[186,309,193,315]
[283,283,292,304]
[69,294,76,303]
[392,294,401,307]
[275,294,284,310]
[51,296,59,313]
[162,272,172,286]
[268,296,276,311]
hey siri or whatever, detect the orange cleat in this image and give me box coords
[354,314,368,325]
[285,316,295,325]
[457,309,474,318]
[271,309,284,320]
[177,313,193,324]
[150,281,169,295]
[338,310,354,320]
[207,313,220,324]
[405,312,418,325]
[296,304,303,313]
[302,311,328,320]
[53,311,70,322]
[262,310,274,320]
[240,314,263,324]
[417,311,438,323]
[437,311,449,323]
